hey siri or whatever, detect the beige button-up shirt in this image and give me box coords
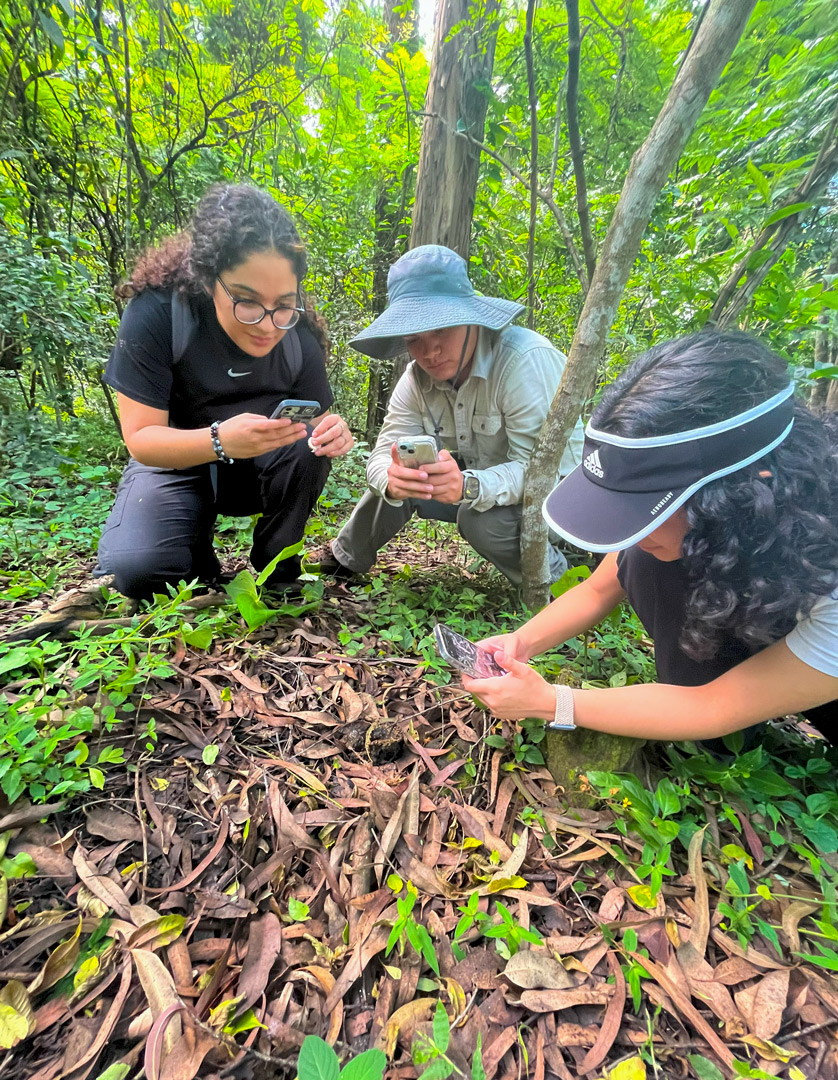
[366,325,584,512]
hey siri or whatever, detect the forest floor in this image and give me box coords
[1,414,838,1080]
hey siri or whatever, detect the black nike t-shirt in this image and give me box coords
[103,288,334,430]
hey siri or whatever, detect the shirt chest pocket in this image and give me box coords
[472,413,502,436]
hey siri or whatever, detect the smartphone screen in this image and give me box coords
[433,624,506,679]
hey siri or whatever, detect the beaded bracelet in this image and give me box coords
[548,684,576,731]
[210,421,234,465]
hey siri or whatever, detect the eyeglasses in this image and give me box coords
[216,276,305,330]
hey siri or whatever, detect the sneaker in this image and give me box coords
[305,542,358,579]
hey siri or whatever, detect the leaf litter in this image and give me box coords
[0,577,837,1080]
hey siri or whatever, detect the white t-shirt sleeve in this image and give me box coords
[785,589,838,678]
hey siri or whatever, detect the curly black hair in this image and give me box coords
[117,183,328,354]
[593,330,838,661]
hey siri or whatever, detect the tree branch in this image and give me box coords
[709,94,838,327]
[564,0,597,282]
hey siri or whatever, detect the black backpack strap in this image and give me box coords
[282,326,303,384]
[171,291,197,364]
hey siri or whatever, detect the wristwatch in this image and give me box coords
[462,474,480,504]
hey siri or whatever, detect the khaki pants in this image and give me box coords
[331,490,567,586]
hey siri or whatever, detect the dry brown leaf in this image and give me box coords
[85,807,147,843]
[374,779,409,885]
[782,901,819,954]
[519,985,615,1011]
[292,966,343,1045]
[711,929,787,970]
[268,782,319,851]
[132,948,183,1059]
[55,957,133,1079]
[710,957,764,986]
[734,968,790,1041]
[71,847,134,921]
[503,949,574,990]
[375,997,437,1055]
[482,1024,520,1080]
[323,924,390,1015]
[237,912,282,1011]
[0,803,65,831]
[677,829,746,1037]
[627,949,736,1072]
[12,845,74,882]
[579,950,626,1074]
[28,916,82,995]
[158,1021,218,1080]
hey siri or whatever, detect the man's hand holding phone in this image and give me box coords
[386,444,463,502]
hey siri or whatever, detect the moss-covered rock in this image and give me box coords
[545,728,646,808]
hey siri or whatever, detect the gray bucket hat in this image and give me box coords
[349,245,525,359]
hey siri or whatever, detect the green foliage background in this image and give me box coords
[1,0,837,431]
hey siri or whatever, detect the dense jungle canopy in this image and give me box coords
[1,0,837,428]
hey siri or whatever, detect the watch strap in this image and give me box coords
[548,684,576,731]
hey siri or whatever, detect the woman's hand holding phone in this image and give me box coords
[216,413,307,459]
[461,650,555,722]
[477,632,531,665]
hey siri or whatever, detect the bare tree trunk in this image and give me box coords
[827,373,838,412]
[524,0,538,327]
[366,189,402,443]
[810,235,838,411]
[410,0,500,257]
[520,0,757,610]
[364,0,418,442]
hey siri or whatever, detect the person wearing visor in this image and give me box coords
[311,245,584,585]
[96,183,354,599]
[462,331,838,746]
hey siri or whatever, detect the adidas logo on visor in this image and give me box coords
[583,448,604,478]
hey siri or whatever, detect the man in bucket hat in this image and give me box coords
[310,245,584,584]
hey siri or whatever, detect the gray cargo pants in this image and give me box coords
[331,490,567,586]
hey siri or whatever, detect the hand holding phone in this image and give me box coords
[433,624,507,680]
[270,399,321,422]
[397,436,439,468]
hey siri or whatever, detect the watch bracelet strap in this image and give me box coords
[548,683,576,730]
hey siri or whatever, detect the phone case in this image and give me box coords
[271,399,321,421]
[397,437,438,468]
[433,624,506,679]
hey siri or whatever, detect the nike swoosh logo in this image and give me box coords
[228,369,251,378]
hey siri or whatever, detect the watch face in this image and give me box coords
[465,477,480,500]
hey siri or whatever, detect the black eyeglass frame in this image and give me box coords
[216,276,306,330]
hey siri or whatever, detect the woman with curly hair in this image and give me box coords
[97,183,354,599]
[463,330,838,744]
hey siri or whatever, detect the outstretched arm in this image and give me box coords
[465,633,838,742]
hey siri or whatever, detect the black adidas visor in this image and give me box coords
[543,382,796,553]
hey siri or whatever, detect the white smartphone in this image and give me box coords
[397,436,438,468]
[433,624,507,680]
[270,399,321,421]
